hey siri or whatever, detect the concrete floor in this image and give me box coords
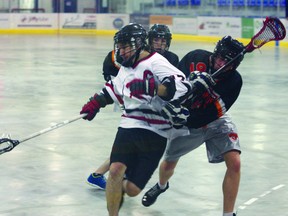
[0,34,287,216]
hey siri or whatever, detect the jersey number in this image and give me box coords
[189,62,207,73]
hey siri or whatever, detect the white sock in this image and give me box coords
[157,182,167,190]
[223,212,234,216]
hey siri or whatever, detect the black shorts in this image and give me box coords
[110,127,167,190]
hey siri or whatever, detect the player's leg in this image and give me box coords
[106,127,166,215]
[141,159,177,207]
[205,114,241,216]
[159,159,178,185]
[87,158,110,189]
[223,150,241,215]
[106,161,126,216]
[125,128,167,197]
[106,128,129,216]
[142,127,203,207]
[95,158,110,174]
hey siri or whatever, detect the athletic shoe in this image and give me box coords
[86,173,106,189]
[142,182,169,207]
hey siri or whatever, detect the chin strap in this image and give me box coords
[122,46,144,67]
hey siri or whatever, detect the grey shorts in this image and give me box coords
[164,113,241,163]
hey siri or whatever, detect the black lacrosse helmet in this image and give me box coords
[148,24,172,54]
[114,23,147,67]
[212,35,245,71]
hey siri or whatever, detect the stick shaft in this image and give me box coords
[18,114,86,144]
[212,49,247,78]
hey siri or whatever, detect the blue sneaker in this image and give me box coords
[87,173,106,190]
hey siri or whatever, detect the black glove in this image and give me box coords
[127,75,157,99]
[189,71,216,96]
[189,72,219,109]
[161,101,190,126]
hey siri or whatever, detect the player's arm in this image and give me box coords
[159,71,217,126]
[128,72,189,101]
[102,51,120,82]
[218,72,242,111]
[177,52,193,78]
[156,84,168,98]
[157,70,216,99]
[80,88,114,121]
[166,52,179,68]
[186,71,242,126]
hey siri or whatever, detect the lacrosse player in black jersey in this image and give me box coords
[135,36,245,216]
[148,24,179,67]
[86,24,181,190]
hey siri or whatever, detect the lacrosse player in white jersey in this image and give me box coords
[87,24,182,190]
[80,23,191,216]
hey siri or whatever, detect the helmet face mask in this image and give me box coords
[114,23,147,67]
[148,24,172,54]
[115,43,137,67]
[211,35,245,72]
[150,37,168,54]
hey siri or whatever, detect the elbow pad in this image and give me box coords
[160,76,176,101]
[96,88,114,107]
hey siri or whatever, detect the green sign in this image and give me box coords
[242,18,254,39]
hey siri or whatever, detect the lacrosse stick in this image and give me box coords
[0,113,87,155]
[186,16,286,100]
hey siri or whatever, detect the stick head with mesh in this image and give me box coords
[246,17,286,53]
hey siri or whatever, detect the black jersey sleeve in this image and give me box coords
[178,52,193,78]
[219,71,242,110]
[163,51,179,67]
[102,51,120,81]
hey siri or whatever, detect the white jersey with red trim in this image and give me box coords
[104,52,190,138]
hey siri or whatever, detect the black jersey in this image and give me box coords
[162,50,179,67]
[102,50,121,81]
[178,49,243,129]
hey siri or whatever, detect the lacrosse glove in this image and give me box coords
[189,71,216,96]
[161,100,190,126]
[127,75,157,99]
[80,93,107,121]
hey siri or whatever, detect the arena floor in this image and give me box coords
[0,34,287,216]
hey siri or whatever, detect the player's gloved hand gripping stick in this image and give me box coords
[0,114,87,155]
